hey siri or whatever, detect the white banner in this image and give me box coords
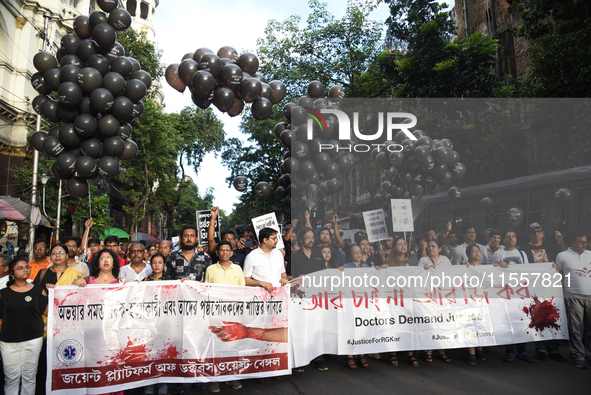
[362,209,389,242]
[47,282,289,394]
[289,263,568,366]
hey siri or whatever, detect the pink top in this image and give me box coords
[87,276,120,285]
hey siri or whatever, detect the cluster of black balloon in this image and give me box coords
[166,46,286,120]
[275,81,347,210]
[29,0,150,197]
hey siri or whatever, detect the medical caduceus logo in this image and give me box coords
[57,339,83,366]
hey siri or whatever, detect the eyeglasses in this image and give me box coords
[52,251,66,256]
[465,232,476,235]
[159,246,171,250]
[219,249,232,253]
[14,266,30,271]
[223,237,236,242]
[573,240,588,245]
[352,250,362,254]
[99,257,113,262]
[129,249,144,254]
[34,247,46,251]
[268,237,278,241]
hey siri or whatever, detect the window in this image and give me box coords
[127,0,137,17]
[140,2,149,19]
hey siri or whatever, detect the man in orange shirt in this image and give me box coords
[28,238,51,280]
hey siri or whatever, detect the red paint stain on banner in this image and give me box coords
[522,296,560,333]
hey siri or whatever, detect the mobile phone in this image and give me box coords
[244,241,255,248]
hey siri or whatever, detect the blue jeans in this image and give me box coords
[144,383,167,395]
[506,343,527,356]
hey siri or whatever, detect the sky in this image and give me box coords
[152,0,393,213]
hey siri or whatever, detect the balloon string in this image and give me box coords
[88,180,92,218]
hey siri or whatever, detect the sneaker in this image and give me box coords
[504,353,515,363]
[225,381,242,390]
[536,351,548,361]
[549,353,566,362]
[193,383,204,391]
[517,353,535,363]
[293,367,305,373]
[172,385,184,394]
[573,359,587,369]
[209,383,220,393]
[312,360,329,371]
[368,353,381,360]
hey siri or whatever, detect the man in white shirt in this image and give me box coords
[555,230,591,369]
[119,241,152,282]
[493,230,529,267]
[0,254,10,290]
[452,226,487,265]
[243,228,288,292]
[483,229,503,264]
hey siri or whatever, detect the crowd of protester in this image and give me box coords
[0,209,589,394]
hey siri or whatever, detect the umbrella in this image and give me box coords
[104,227,130,240]
[130,232,158,243]
[0,199,26,221]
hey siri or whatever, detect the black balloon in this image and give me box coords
[59,123,80,149]
[119,139,138,160]
[198,53,222,78]
[233,176,248,192]
[43,68,61,92]
[78,96,98,116]
[269,80,286,104]
[507,208,524,226]
[125,79,147,103]
[102,42,125,62]
[103,136,125,157]
[555,188,573,204]
[307,81,324,98]
[89,87,114,113]
[92,23,117,49]
[75,155,98,178]
[328,85,344,102]
[67,177,89,197]
[48,125,60,139]
[251,98,272,120]
[131,100,144,118]
[61,34,81,55]
[191,70,215,98]
[59,64,81,83]
[76,39,101,62]
[80,138,103,158]
[42,136,64,157]
[56,152,77,174]
[97,0,118,12]
[481,197,494,211]
[237,52,259,75]
[279,129,294,147]
[31,131,48,152]
[447,186,461,200]
[31,72,51,94]
[77,67,103,94]
[32,94,50,114]
[240,78,262,103]
[51,162,69,180]
[129,70,152,90]
[102,72,126,96]
[213,87,235,113]
[451,162,466,179]
[112,96,134,120]
[118,122,132,140]
[74,16,93,39]
[165,63,186,93]
[56,82,82,107]
[111,57,133,78]
[97,114,119,137]
[108,8,132,31]
[219,64,243,88]
[128,57,141,74]
[255,182,271,199]
[283,103,295,122]
[74,113,98,137]
[227,99,244,117]
[86,54,110,76]
[285,158,300,175]
[89,11,108,28]
[60,54,82,68]
[33,51,58,75]
[40,100,60,122]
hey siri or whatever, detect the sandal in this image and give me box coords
[389,353,398,367]
[424,354,433,363]
[441,354,451,363]
[408,356,419,367]
[346,356,358,369]
[357,355,369,368]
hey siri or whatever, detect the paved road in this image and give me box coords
[127,344,590,395]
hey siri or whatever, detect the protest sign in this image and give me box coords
[196,210,220,247]
[251,213,285,249]
[362,209,389,243]
[390,199,414,232]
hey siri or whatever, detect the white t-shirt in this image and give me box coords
[555,248,591,297]
[119,263,152,282]
[452,243,487,265]
[493,248,529,265]
[243,248,285,287]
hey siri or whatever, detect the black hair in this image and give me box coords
[466,244,481,256]
[490,229,502,238]
[502,229,516,240]
[50,243,68,258]
[568,230,586,243]
[138,240,147,246]
[259,228,277,244]
[180,225,198,237]
[104,235,120,245]
[90,249,120,278]
[427,238,441,248]
[461,224,476,235]
[33,238,48,247]
[318,227,331,236]
[150,252,166,266]
[7,257,27,287]
[297,227,314,244]
[63,236,80,248]
[220,230,235,239]
[88,238,101,246]
[218,240,233,249]
[244,227,255,235]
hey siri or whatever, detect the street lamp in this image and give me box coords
[39,173,66,243]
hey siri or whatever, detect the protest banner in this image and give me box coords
[289,263,568,366]
[362,209,389,243]
[251,212,285,249]
[48,283,289,394]
[196,210,220,246]
[390,199,414,232]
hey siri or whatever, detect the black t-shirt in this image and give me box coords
[519,241,562,263]
[291,249,325,277]
[34,267,60,293]
[0,285,47,342]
